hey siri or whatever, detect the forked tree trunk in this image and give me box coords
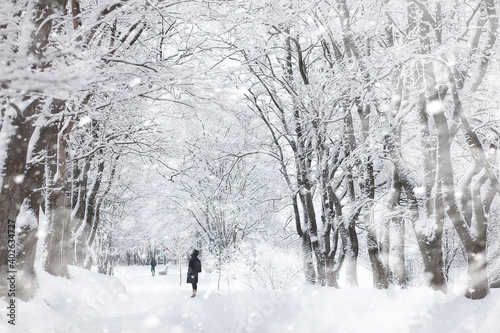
[329,182,358,287]
[325,233,340,288]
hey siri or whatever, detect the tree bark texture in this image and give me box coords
[0,99,40,299]
[43,100,74,278]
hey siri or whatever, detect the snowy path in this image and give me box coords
[3,265,500,333]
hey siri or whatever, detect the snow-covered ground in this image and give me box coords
[1,265,499,333]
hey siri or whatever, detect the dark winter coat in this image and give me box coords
[151,258,157,267]
[186,250,201,284]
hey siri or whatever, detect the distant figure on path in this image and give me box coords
[187,249,202,297]
[150,257,157,276]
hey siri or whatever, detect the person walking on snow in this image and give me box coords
[150,257,157,276]
[187,249,201,297]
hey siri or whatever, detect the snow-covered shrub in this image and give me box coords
[227,242,303,290]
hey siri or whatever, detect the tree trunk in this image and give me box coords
[292,194,316,285]
[466,244,488,299]
[16,205,39,301]
[464,172,494,299]
[43,101,75,278]
[359,100,388,288]
[388,168,405,286]
[338,222,358,287]
[366,216,389,289]
[0,99,40,299]
[379,219,390,280]
[15,146,45,301]
[44,185,73,277]
[302,232,316,285]
[391,214,406,287]
[328,181,358,287]
[325,239,340,288]
[74,159,104,266]
[408,7,447,287]
[71,159,90,254]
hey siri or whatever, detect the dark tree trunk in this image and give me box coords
[346,220,359,286]
[0,99,40,299]
[328,181,358,287]
[15,142,45,301]
[415,232,447,291]
[1,0,70,297]
[291,194,316,284]
[337,222,357,287]
[16,211,39,301]
[466,244,488,299]
[366,221,389,289]
[302,232,316,284]
[325,240,340,288]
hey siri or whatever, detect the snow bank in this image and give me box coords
[1,265,498,333]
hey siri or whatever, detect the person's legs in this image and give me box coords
[191,282,197,297]
[151,266,155,276]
